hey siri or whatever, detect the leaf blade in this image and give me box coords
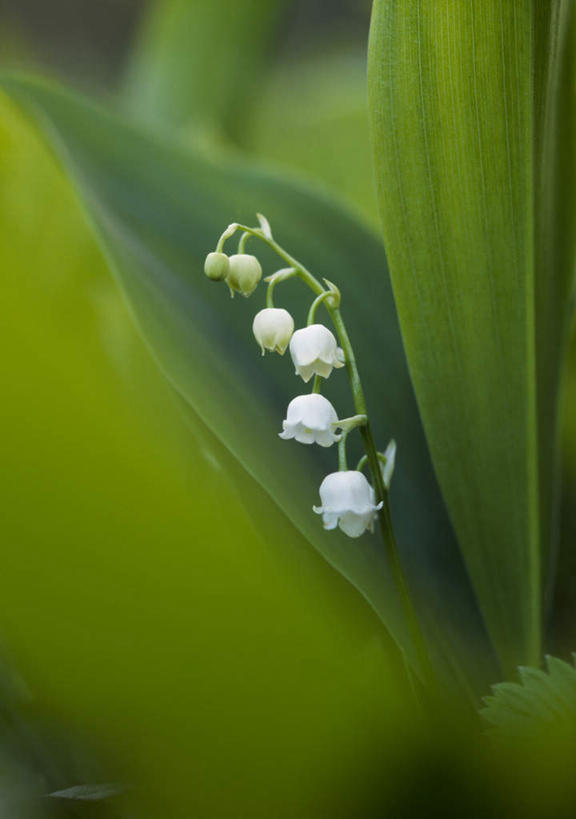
[1,73,497,688]
[368,0,575,673]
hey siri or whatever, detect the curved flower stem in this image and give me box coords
[307,291,336,325]
[338,414,367,432]
[219,223,433,684]
[265,268,297,309]
[356,451,388,474]
[238,231,251,253]
[219,224,325,295]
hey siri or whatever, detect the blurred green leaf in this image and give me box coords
[0,88,408,818]
[0,74,497,688]
[368,1,576,673]
[48,784,124,801]
[123,0,286,142]
[245,50,379,227]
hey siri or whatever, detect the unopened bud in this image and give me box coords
[204,252,229,282]
[227,254,262,297]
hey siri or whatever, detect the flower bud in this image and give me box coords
[227,254,262,297]
[252,308,294,355]
[204,252,229,281]
[289,324,345,382]
[279,394,340,447]
[313,471,382,538]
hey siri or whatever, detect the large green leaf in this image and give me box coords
[0,74,497,687]
[0,94,411,817]
[368,1,576,673]
[122,0,286,141]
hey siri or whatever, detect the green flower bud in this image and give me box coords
[204,252,230,281]
[227,254,262,297]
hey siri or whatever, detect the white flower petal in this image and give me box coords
[322,512,340,530]
[293,429,316,445]
[338,512,369,538]
[314,359,334,379]
[315,430,338,448]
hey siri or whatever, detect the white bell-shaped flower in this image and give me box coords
[252,308,294,355]
[279,394,340,447]
[313,471,383,538]
[289,324,345,382]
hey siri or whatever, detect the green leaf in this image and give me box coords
[368,1,576,673]
[480,655,576,736]
[0,97,415,814]
[0,74,497,688]
[122,0,286,140]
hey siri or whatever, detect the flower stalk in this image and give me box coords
[209,218,434,685]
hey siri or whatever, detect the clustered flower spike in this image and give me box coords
[204,215,394,540]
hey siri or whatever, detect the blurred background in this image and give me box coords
[0,0,378,224]
[1,1,576,817]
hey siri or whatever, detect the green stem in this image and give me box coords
[331,310,433,683]
[356,451,389,476]
[356,454,368,473]
[220,224,326,296]
[307,291,335,325]
[238,231,250,253]
[338,433,349,471]
[266,268,297,309]
[338,414,367,432]
[312,375,323,394]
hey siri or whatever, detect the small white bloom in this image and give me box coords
[252,308,294,355]
[279,394,341,447]
[289,324,345,382]
[313,471,383,538]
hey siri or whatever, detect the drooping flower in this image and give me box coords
[204,252,230,281]
[252,308,294,355]
[279,394,340,447]
[289,324,345,382]
[226,254,262,296]
[313,471,382,538]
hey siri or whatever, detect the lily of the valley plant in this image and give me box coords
[204,215,431,684]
